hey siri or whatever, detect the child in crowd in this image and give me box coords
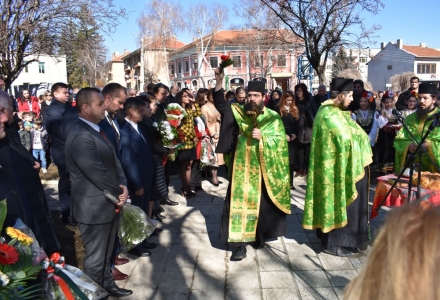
[30,118,49,173]
[18,121,31,151]
[22,111,35,129]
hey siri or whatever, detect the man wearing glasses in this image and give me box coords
[396,76,420,110]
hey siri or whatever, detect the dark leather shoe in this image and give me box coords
[142,240,157,249]
[195,185,204,191]
[230,246,247,261]
[114,257,129,266]
[150,228,163,236]
[151,214,163,222]
[111,267,128,281]
[106,286,133,297]
[61,214,77,226]
[156,212,166,219]
[128,247,151,257]
[161,198,179,206]
[323,246,354,257]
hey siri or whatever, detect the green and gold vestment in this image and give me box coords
[394,108,440,173]
[302,100,372,233]
[227,104,291,242]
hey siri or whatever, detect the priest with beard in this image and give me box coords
[394,83,440,173]
[213,68,291,261]
[302,78,373,257]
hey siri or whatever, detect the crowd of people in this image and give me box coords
[1,70,440,298]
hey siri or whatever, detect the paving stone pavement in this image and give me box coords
[43,174,390,300]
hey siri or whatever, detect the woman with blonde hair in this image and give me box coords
[344,201,440,300]
[275,91,299,189]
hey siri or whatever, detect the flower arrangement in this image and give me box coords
[219,54,233,69]
[103,191,155,254]
[362,91,373,103]
[155,103,186,149]
[411,90,419,99]
[0,200,43,300]
[41,253,108,299]
[383,90,395,99]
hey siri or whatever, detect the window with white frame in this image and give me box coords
[417,63,436,74]
[277,54,287,67]
[39,62,45,74]
[232,56,241,68]
[210,57,218,68]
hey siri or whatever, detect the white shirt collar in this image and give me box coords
[79,117,100,132]
[125,117,139,133]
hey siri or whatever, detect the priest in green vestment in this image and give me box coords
[394,83,440,174]
[302,78,373,257]
[212,68,291,261]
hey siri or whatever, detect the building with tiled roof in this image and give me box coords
[108,50,131,86]
[368,39,440,90]
[123,37,186,90]
[168,29,304,91]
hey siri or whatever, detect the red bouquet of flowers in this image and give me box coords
[219,54,233,69]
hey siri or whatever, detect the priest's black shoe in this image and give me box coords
[142,240,157,249]
[161,198,179,206]
[106,287,133,297]
[128,247,151,257]
[322,246,354,257]
[230,246,247,261]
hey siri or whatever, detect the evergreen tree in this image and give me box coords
[331,47,356,79]
[59,10,109,88]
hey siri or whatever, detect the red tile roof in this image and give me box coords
[143,38,186,50]
[402,45,440,57]
[171,29,302,54]
[112,52,131,62]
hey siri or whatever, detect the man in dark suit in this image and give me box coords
[119,97,156,255]
[65,88,132,298]
[44,82,73,224]
[99,83,127,156]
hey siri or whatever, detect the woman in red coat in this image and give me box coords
[17,89,39,115]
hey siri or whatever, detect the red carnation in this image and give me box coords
[0,243,19,265]
[219,54,233,69]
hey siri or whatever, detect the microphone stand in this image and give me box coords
[375,115,440,213]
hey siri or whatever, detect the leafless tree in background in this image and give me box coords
[186,3,229,87]
[0,0,126,90]
[259,0,384,84]
[338,69,372,91]
[138,0,184,85]
[390,71,417,92]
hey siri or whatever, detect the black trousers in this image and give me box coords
[190,159,202,189]
[54,160,71,216]
[318,167,370,250]
[298,142,311,172]
[78,219,118,290]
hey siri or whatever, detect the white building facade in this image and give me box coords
[368,39,440,91]
[11,54,67,97]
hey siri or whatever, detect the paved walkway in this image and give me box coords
[43,175,389,300]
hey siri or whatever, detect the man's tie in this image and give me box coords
[107,115,120,147]
[99,129,110,144]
